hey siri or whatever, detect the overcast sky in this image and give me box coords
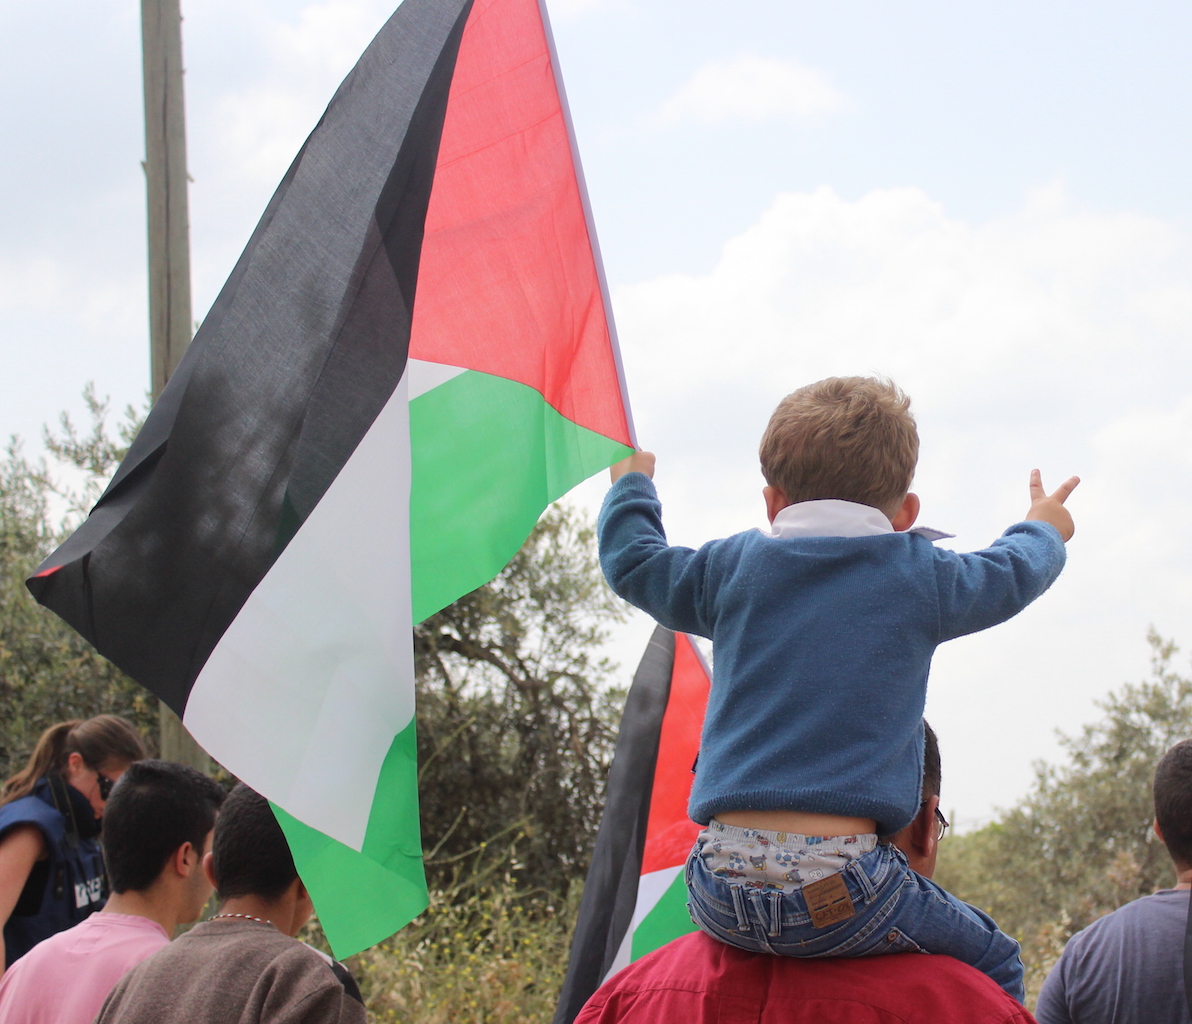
[3,0,1191,830]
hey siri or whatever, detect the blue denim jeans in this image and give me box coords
[686,837,1025,1003]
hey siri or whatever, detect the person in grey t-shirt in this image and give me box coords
[95,784,366,1024]
[1036,740,1192,1024]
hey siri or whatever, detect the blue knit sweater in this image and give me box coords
[598,474,1067,834]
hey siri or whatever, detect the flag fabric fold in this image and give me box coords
[553,627,710,1024]
[28,0,632,957]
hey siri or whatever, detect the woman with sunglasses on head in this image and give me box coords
[0,716,145,975]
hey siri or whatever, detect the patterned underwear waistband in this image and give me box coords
[698,818,878,895]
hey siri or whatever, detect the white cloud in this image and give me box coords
[198,2,389,190]
[183,1,395,318]
[656,54,848,126]
[595,182,1192,825]
[273,0,388,74]
[615,181,1188,441]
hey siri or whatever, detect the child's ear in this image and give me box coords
[891,493,920,532]
[763,486,791,525]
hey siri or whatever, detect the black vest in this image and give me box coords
[0,775,106,966]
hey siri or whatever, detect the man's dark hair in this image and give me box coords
[1154,740,1192,866]
[922,721,941,801]
[103,760,226,894]
[212,783,299,901]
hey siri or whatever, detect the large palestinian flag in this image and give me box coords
[27,0,633,957]
[553,627,710,1024]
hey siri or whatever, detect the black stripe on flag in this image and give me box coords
[552,625,677,1024]
[28,0,474,714]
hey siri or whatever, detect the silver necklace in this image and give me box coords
[209,912,273,927]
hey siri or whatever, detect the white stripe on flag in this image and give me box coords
[408,358,466,400]
[603,864,684,982]
[184,371,415,851]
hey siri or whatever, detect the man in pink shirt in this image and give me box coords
[0,760,224,1024]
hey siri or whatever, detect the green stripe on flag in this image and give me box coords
[272,719,428,954]
[630,871,698,961]
[410,369,631,623]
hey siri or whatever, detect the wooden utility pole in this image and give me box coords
[141,0,209,771]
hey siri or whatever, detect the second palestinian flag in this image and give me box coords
[28,0,632,956]
[553,627,711,1024]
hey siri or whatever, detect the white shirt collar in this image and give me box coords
[769,499,954,542]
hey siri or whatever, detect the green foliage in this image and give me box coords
[414,504,626,896]
[303,877,579,1023]
[0,388,155,778]
[936,630,1192,1003]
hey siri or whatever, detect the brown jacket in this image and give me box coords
[95,918,367,1024]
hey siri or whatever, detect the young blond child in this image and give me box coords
[597,376,1078,1002]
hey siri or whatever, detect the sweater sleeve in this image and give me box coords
[933,521,1067,642]
[597,474,716,637]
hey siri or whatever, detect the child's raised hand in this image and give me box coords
[610,451,656,483]
[1025,469,1080,542]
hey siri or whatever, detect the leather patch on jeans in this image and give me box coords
[802,872,855,928]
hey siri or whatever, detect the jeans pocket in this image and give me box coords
[688,883,780,954]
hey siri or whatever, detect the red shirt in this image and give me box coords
[574,932,1037,1024]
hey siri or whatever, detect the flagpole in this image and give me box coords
[141,0,209,772]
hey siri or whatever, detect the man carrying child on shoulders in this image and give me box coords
[575,723,1038,1024]
[598,375,1078,1002]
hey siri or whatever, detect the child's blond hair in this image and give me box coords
[759,376,919,518]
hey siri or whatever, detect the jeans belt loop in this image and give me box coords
[848,856,878,903]
[729,883,751,932]
[767,891,782,938]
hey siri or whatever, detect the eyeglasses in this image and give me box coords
[96,772,115,801]
[920,801,950,841]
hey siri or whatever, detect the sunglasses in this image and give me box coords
[96,772,115,801]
